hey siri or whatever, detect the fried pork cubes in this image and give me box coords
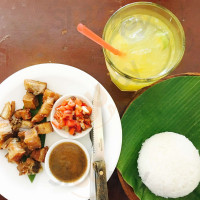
[30,146,48,162]
[43,89,60,102]
[0,79,59,177]
[14,109,31,120]
[35,122,53,134]
[0,118,13,149]
[17,158,41,175]
[6,138,26,163]
[31,97,54,123]
[24,79,47,95]
[23,92,39,109]
[1,101,15,120]
[24,128,41,151]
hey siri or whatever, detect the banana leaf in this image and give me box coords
[117,76,200,200]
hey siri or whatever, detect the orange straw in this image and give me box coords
[77,23,124,56]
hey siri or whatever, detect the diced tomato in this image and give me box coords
[61,99,68,106]
[62,110,72,118]
[68,99,76,108]
[63,113,73,120]
[69,127,75,135]
[64,110,72,114]
[75,122,81,132]
[54,112,60,120]
[84,123,91,129]
[75,106,83,117]
[66,120,76,127]
[59,118,66,128]
[54,111,63,119]
[64,105,73,110]
[77,116,84,122]
[75,110,82,117]
[84,118,91,125]
[56,105,61,109]
[52,119,61,129]
[56,106,66,111]
[82,103,87,106]
[86,106,92,115]
[75,98,82,106]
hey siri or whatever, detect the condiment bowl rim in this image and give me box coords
[45,139,90,186]
[50,94,93,139]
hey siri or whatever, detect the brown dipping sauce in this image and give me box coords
[49,142,87,182]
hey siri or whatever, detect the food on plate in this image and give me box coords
[35,122,53,134]
[137,132,200,198]
[24,79,47,95]
[18,131,25,140]
[30,146,48,162]
[1,101,15,120]
[49,142,87,182]
[0,117,13,148]
[0,79,59,179]
[5,138,26,163]
[24,128,41,151]
[21,120,34,129]
[17,158,41,175]
[14,109,32,120]
[11,118,22,132]
[43,89,60,103]
[23,92,39,109]
[31,97,54,123]
[0,138,13,149]
[52,96,92,135]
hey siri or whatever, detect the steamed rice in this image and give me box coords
[137,132,200,198]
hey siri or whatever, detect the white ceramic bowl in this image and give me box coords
[45,139,90,186]
[50,94,92,139]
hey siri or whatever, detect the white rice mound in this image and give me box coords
[137,132,200,198]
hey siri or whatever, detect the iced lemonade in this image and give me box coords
[103,3,185,91]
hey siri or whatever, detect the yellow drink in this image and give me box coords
[103,2,185,91]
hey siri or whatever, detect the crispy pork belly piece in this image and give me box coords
[20,141,32,156]
[6,138,26,163]
[0,138,13,149]
[43,89,60,103]
[35,122,53,134]
[0,117,13,142]
[18,131,25,140]
[24,127,41,151]
[23,92,39,109]
[14,109,31,120]
[24,79,47,95]
[0,117,12,138]
[21,120,34,129]
[0,133,13,149]
[17,158,41,175]
[11,101,15,115]
[31,97,54,123]
[30,146,48,162]
[31,114,44,124]
[0,141,3,149]
[10,118,22,132]
[1,101,15,120]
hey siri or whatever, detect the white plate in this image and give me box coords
[0,63,122,200]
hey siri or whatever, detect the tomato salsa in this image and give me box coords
[52,96,92,135]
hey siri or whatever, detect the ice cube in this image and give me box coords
[120,15,157,43]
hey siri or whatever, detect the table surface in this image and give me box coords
[0,0,199,199]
